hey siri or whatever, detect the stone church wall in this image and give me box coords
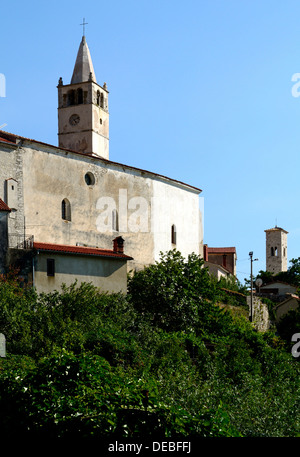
[19,142,202,271]
[247,296,270,332]
[0,144,26,259]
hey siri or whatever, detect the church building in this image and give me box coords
[0,35,203,293]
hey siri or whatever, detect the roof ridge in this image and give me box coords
[0,130,202,193]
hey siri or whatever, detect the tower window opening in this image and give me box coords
[67,90,75,106]
[100,93,104,108]
[271,247,274,256]
[62,198,71,221]
[275,247,278,256]
[77,88,83,104]
[97,90,101,105]
[171,224,177,245]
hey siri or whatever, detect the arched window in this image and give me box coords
[67,90,75,106]
[62,198,71,221]
[77,88,83,104]
[171,224,177,245]
[274,247,278,256]
[271,247,274,256]
[97,90,101,106]
[100,93,104,108]
[112,209,119,232]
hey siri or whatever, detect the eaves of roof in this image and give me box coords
[207,247,236,254]
[0,130,202,193]
[264,227,288,234]
[204,260,232,275]
[0,198,11,212]
[260,281,297,289]
[33,242,133,260]
[0,136,16,145]
[274,295,300,310]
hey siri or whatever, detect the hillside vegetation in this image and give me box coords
[0,251,299,439]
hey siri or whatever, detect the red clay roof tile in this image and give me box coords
[207,247,236,254]
[33,242,133,260]
[0,199,11,212]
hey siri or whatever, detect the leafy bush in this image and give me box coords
[0,251,300,438]
[128,250,217,332]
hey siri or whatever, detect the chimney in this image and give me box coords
[113,236,125,254]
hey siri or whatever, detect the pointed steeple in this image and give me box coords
[58,34,109,159]
[71,36,96,84]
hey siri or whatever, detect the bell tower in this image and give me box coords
[265,226,288,274]
[57,35,109,159]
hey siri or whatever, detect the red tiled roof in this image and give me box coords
[0,199,11,212]
[33,242,133,260]
[265,226,288,234]
[0,136,16,145]
[207,247,236,254]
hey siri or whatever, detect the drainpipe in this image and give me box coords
[32,254,35,288]
[32,250,38,289]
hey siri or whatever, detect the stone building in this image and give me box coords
[274,294,300,323]
[265,226,288,274]
[0,198,11,273]
[57,36,109,159]
[203,245,237,277]
[0,34,203,293]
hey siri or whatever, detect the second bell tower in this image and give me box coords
[57,35,109,159]
[265,226,288,274]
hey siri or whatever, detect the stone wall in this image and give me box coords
[20,142,202,271]
[247,295,270,332]
[0,143,26,259]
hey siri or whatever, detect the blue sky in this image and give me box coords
[1,0,300,283]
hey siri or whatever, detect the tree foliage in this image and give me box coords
[255,257,300,290]
[0,251,299,439]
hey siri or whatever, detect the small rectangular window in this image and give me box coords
[47,258,55,277]
[171,224,177,245]
[112,209,119,232]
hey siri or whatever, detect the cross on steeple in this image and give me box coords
[80,17,88,36]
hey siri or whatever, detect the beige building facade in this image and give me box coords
[32,241,131,294]
[0,34,203,292]
[203,245,237,277]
